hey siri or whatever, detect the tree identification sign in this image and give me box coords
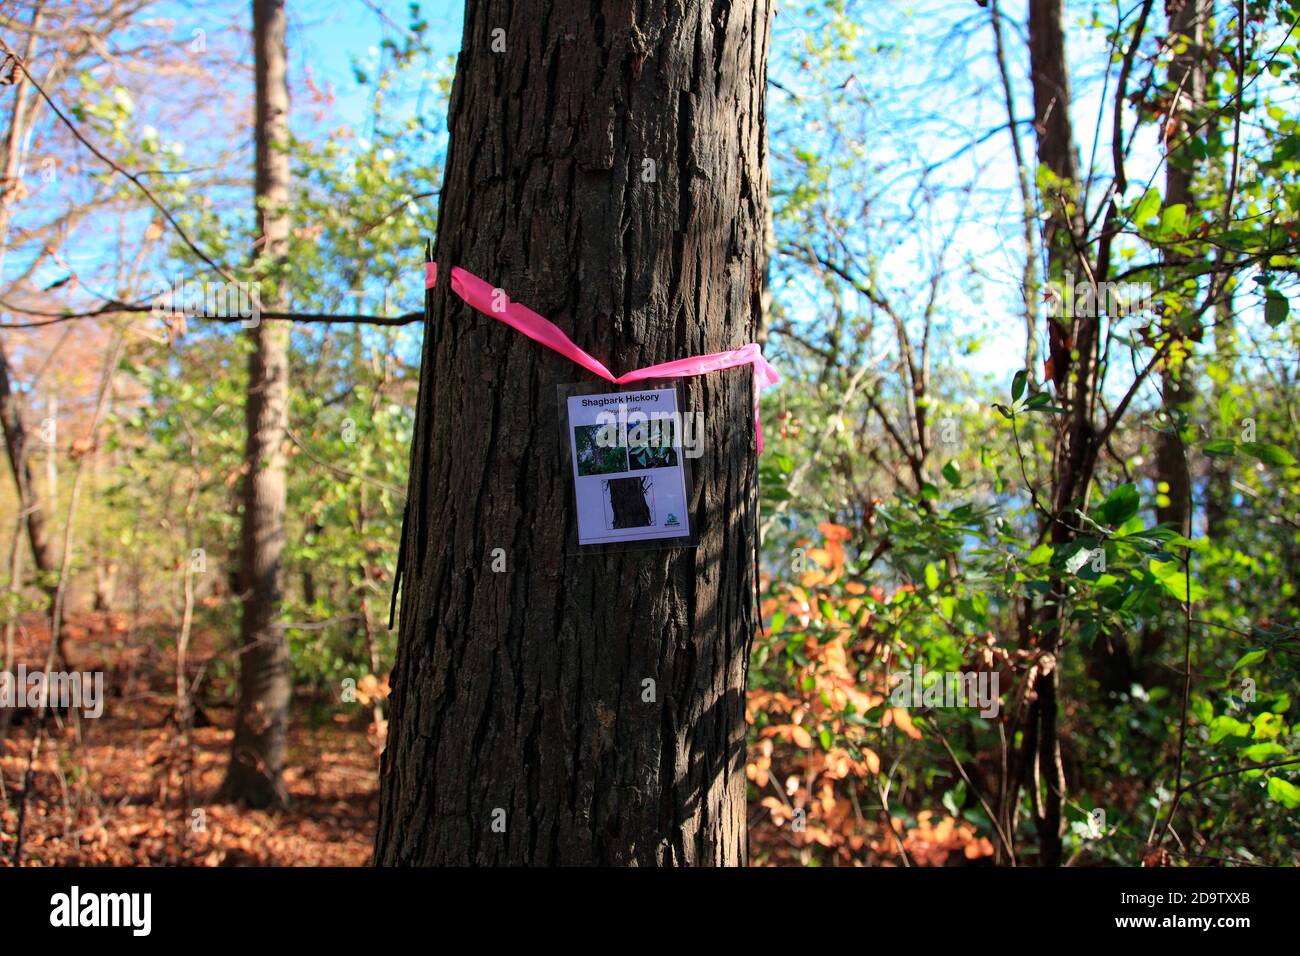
[564,386,693,546]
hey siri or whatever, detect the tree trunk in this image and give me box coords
[375,0,772,866]
[219,0,292,809]
[1139,0,1207,686]
[1153,0,1206,541]
[1205,286,1233,538]
[1020,0,1089,867]
[0,11,58,623]
[0,346,58,596]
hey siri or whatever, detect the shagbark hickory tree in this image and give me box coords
[375,0,774,865]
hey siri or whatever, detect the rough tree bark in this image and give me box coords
[219,0,292,808]
[608,476,653,529]
[375,0,772,865]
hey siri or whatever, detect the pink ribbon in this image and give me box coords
[425,263,779,452]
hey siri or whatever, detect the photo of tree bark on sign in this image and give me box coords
[1,0,1300,898]
[605,476,653,529]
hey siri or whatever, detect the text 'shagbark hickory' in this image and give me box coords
[375,0,773,865]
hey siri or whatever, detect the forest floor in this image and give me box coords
[0,613,376,866]
[1,611,908,866]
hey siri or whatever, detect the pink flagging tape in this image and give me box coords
[424,264,780,452]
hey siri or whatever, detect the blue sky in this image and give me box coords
[5,0,1289,399]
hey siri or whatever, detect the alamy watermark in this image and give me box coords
[151,275,261,328]
[50,886,150,936]
[0,665,105,718]
[594,406,705,459]
[890,662,1000,718]
[1044,270,1154,319]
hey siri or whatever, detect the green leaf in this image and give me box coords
[1149,559,1206,603]
[1202,439,1236,458]
[1253,712,1284,740]
[1100,483,1140,525]
[1012,369,1027,402]
[1266,776,1300,809]
[1264,289,1289,328]
[1240,442,1296,467]
[1133,187,1161,225]
[1157,203,1188,238]
[924,563,941,591]
[1241,742,1287,763]
[1026,543,1053,566]
[1025,400,1066,414]
[1231,648,1267,673]
[942,461,961,487]
[1207,714,1252,744]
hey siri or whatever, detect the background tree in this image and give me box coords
[218,0,293,808]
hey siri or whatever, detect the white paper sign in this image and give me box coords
[565,388,692,546]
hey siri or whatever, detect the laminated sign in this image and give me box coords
[564,386,693,546]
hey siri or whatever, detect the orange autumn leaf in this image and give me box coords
[818,521,852,542]
[861,747,881,775]
[888,707,923,740]
[806,547,833,568]
[790,725,814,749]
[845,580,867,595]
[818,566,843,587]
[822,638,849,678]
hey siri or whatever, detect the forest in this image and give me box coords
[0,0,1298,874]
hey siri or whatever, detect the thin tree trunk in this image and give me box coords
[219,0,292,809]
[1205,286,1233,537]
[90,424,116,612]
[376,0,772,866]
[0,347,58,595]
[0,504,24,746]
[1020,0,1089,867]
[1141,0,1207,685]
[0,8,58,622]
[1153,0,1206,541]
[43,391,57,507]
